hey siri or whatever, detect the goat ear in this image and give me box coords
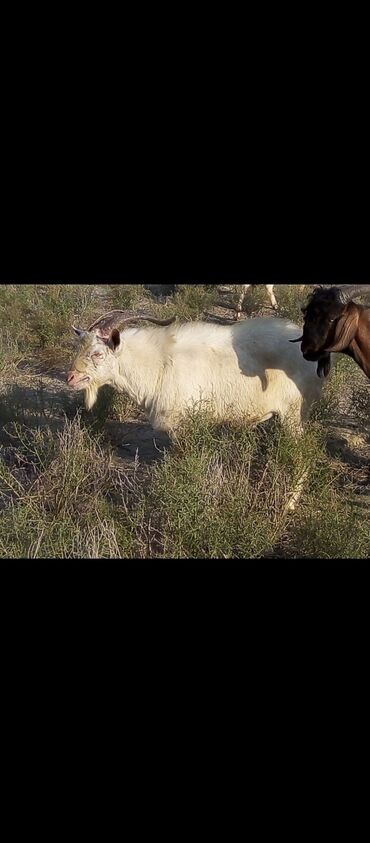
[107,328,121,351]
[326,310,358,352]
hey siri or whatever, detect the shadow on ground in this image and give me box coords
[0,380,172,466]
[103,419,171,465]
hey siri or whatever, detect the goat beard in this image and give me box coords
[84,382,99,410]
[317,354,331,378]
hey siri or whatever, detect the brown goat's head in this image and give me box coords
[290,285,370,371]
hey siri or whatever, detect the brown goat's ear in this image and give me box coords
[108,328,121,351]
[326,309,359,352]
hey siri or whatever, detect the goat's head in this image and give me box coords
[290,285,370,365]
[67,309,176,409]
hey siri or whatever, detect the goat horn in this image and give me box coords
[289,336,304,343]
[72,325,88,338]
[336,285,370,304]
[87,309,176,337]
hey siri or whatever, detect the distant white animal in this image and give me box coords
[237,284,277,317]
[218,284,278,318]
[221,284,311,318]
[67,308,323,435]
[144,284,309,320]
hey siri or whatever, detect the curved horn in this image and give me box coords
[87,309,176,338]
[72,325,88,338]
[336,285,370,304]
[289,335,304,343]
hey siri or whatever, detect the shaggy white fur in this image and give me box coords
[69,316,323,434]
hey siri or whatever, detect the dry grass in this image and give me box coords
[1,408,369,560]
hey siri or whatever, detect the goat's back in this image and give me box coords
[155,317,308,366]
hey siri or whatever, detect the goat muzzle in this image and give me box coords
[66,371,90,387]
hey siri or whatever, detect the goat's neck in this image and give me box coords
[346,308,370,379]
[346,340,370,379]
[114,329,164,407]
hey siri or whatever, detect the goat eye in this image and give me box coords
[91,351,104,360]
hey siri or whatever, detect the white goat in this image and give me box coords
[67,309,323,435]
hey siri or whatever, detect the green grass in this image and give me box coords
[141,409,367,559]
[1,408,369,560]
[0,283,99,372]
[0,417,139,558]
[272,284,314,324]
[105,283,149,309]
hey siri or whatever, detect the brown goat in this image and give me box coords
[291,285,370,378]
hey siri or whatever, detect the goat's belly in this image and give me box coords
[147,363,314,430]
[158,372,276,424]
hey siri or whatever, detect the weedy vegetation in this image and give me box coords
[1,283,370,559]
